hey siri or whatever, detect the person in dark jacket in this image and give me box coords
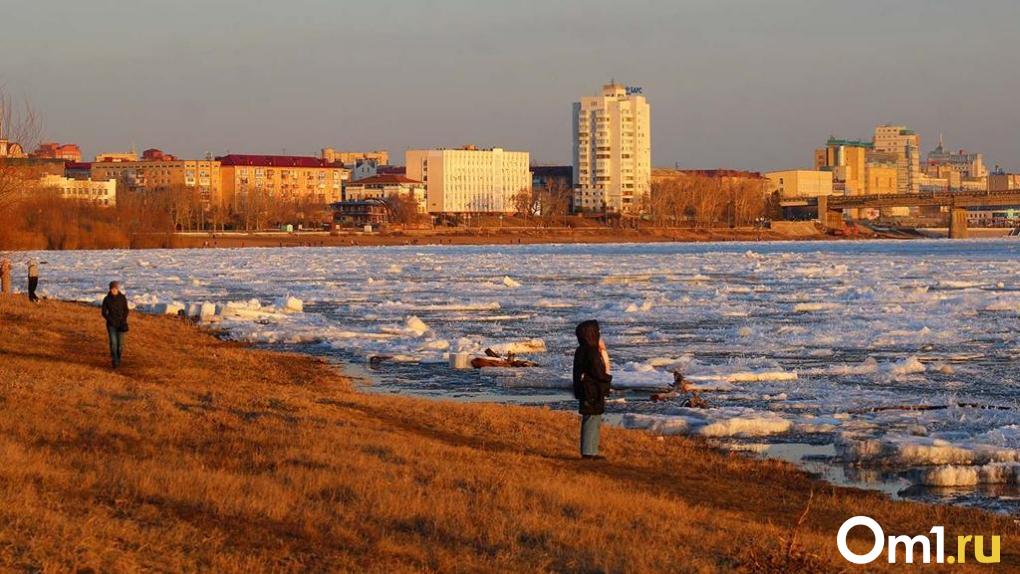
[573,319,612,459]
[27,259,40,303]
[101,281,129,368]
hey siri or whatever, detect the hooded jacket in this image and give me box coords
[572,320,613,415]
[102,291,129,330]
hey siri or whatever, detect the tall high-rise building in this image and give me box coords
[873,125,921,194]
[405,146,530,214]
[572,82,651,213]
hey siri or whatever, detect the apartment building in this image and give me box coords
[573,82,651,213]
[217,154,348,210]
[91,154,222,205]
[405,146,530,213]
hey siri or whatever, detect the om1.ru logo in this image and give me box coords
[837,516,1000,565]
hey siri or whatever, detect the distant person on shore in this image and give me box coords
[101,281,129,368]
[573,320,613,460]
[0,257,10,295]
[27,259,40,303]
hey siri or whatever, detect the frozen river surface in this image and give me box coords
[27,239,1020,511]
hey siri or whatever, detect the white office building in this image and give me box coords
[405,146,530,213]
[573,82,651,213]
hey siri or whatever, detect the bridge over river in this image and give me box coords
[783,190,1020,238]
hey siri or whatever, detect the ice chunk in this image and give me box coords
[697,410,792,437]
[274,295,304,313]
[793,302,839,313]
[502,276,521,288]
[920,465,978,487]
[887,356,925,378]
[449,352,472,369]
[486,338,547,354]
[404,316,430,336]
[154,302,185,315]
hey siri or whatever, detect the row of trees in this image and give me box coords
[507,175,778,228]
[643,174,779,228]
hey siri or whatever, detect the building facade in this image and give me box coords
[815,138,870,195]
[94,151,138,163]
[321,149,389,167]
[573,82,651,213]
[39,174,117,206]
[765,170,833,200]
[92,157,222,205]
[217,154,348,211]
[343,174,426,213]
[873,125,921,194]
[405,146,530,213]
[926,135,987,179]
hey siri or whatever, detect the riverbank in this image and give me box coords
[1,297,1017,572]
[156,222,829,249]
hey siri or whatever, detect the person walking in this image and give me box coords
[101,281,129,368]
[572,320,613,460]
[27,259,40,303]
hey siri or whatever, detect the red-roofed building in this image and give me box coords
[343,174,426,213]
[216,154,349,211]
[31,142,82,162]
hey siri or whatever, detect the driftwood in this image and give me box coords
[471,356,539,369]
[471,349,539,368]
[650,371,708,408]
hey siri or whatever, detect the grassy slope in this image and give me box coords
[0,296,1016,573]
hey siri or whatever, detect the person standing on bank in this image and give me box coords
[101,281,129,368]
[27,259,40,303]
[573,320,613,460]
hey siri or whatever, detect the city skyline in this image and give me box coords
[4,0,1020,171]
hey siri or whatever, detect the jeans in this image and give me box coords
[28,276,38,302]
[107,324,125,366]
[581,414,601,456]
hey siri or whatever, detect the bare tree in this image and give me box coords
[385,193,426,225]
[0,89,41,212]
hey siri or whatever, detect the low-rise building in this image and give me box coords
[988,172,1020,192]
[217,154,348,211]
[94,151,138,163]
[332,199,390,227]
[0,139,25,158]
[39,174,117,206]
[92,157,222,205]
[30,142,82,162]
[321,148,389,166]
[765,170,833,200]
[343,174,426,212]
[405,146,530,214]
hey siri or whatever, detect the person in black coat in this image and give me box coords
[101,281,129,368]
[573,319,612,459]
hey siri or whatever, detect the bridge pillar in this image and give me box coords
[816,195,827,223]
[949,207,969,239]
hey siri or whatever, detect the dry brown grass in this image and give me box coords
[0,296,1017,573]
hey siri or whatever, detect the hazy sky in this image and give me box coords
[4,0,1019,171]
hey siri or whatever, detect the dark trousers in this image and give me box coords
[28,276,38,302]
[107,324,125,367]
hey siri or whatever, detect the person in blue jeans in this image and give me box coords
[101,281,129,368]
[572,320,613,460]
